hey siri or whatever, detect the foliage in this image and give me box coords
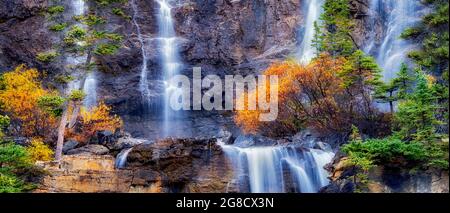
[95,0,128,6]
[0,173,25,193]
[54,75,75,84]
[343,138,427,166]
[0,141,37,193]
[37,95,65,117]
[317,0,356,57]
[69,90,86,102]
[394,70,443,141]
[374,63,415,113]
[112,8,130,19]
[0,115,9,138]
[0,65,58,140]
[36,51,59,63]
[406,1,449,71]
[47,6,65,15]
[94,43,120,55]
[235,54,349,135]
[92,31,123,42]
[67,102,123,143]
[26,138,54,162]
[49,23,68,31]
[64,26,87,45]
[74,14,106,27]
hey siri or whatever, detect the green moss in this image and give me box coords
[93,31,123,42]
[49,23,67,31]
[37,95,66,117]
[74,15,106,26]
[95,0,128,6]
[36,51,59,63]
[94,43,120,55]
[112,8,131,19]
[64,26,87,45]
[69,90,86,101]
[47,6,65,15]
[54,75,75,84]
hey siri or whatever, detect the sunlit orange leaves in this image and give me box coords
[235,54,347,135]
[67,102,123,143]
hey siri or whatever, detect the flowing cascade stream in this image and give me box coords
[115,148,133,169]
[297,0,325,64]
[131,0,152,110]
[67,0,98,108]
[365,0,423,81]
[219,141,334,193]
[156,0,183,136]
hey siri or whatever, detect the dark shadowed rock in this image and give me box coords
[62,140,80,154]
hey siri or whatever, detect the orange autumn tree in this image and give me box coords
[234,60,299,135]
[235,54,347,136]
[0,65,58,140]
[66,102,123,143]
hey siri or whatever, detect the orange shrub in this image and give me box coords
[67,102,123,143]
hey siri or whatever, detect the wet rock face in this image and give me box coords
[37,137,235,193]
[0,0,52,71]
[175,0,301,75]
[0,0,47,20]
[323,153,450,193]
[95,0,302,118]
[126,137,233,192]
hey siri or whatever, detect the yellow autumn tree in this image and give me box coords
[27,138,54,162]
[0,65,58,139]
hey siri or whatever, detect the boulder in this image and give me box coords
[214,129,233,144]
[96,130,115,145]
[233,134,277,148]
[62,140,79,154]
[66,145,109,155]
[106,136,151,151]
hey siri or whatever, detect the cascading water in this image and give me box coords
[83,72,97,109]
[115,148,133,169]
[65,0,87,93]
[219,141,334,193]
[297,0,325,64]
[72,0,85,16]
[155,0,183,136]
[365,0,423,81]
[131,0,152,109]
[67,0,98,108]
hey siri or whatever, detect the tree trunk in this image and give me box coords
[55,102,70,161]
[69,47,92,128]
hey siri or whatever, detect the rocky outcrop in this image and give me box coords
[36,137,235,193]
[322,153,450,193]
[0,0,52,71]
[126,137,234,192]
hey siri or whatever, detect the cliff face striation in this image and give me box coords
[36,138,234,193]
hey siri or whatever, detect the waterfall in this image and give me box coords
[72,0,85,16]
[297,0,325,64]
[83,72,97,109]
[115,148,133,169]
[365,0,423,81]
[156,0,183,136]
[219,141,334,193]
[131,0,152,109]
[66,0,98,108]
